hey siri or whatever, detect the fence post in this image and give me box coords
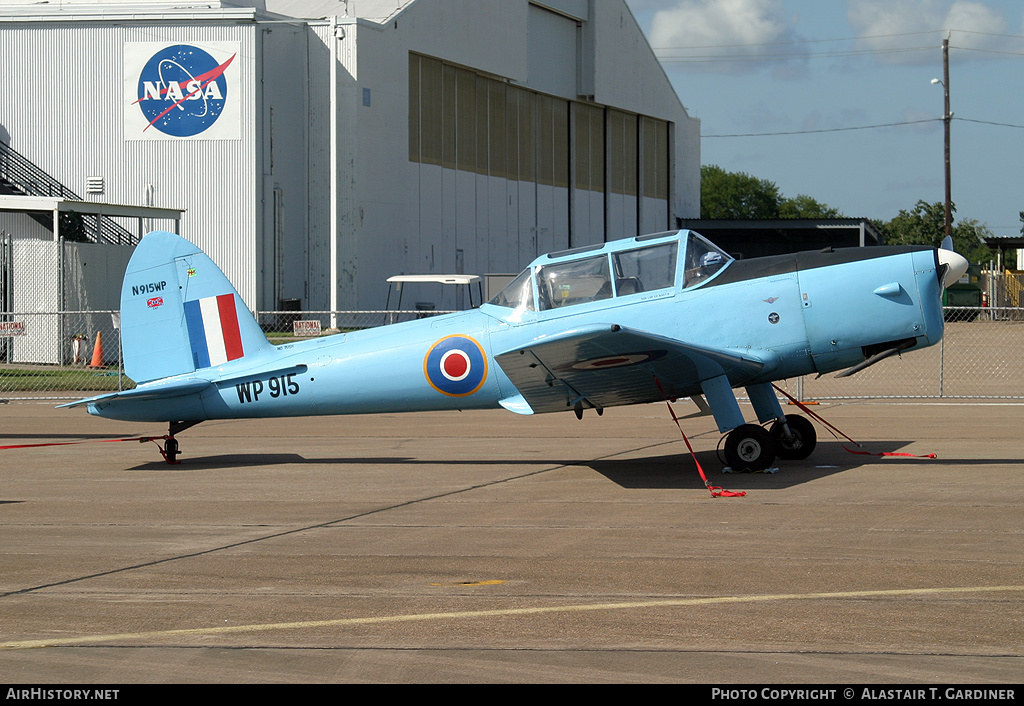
[939,327,945,398]
[114,311,125,391]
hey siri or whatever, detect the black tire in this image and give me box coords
[769,414,817,460]
[723,424,777,472]
[164,437,179,464]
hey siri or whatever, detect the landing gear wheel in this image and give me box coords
[769,414,817,460]
[163,437,179,464]
[724,424,777,472]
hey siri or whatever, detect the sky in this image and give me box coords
[624,0,1024,238]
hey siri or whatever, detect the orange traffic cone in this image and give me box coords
[88,332,104,368]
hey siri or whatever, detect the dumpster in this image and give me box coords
[942,264,982,321]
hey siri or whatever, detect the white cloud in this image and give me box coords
[646,0,806,73]
[847,0,1017,62]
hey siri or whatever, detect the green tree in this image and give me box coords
[879,200,998,265]
[700,165,781,219]
[778,194,844,219]
[878,200,946,246]
[700,165,844,220]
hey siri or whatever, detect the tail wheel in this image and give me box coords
[769,414,817,460]
[163,437,179,464]
[723,424,777,472]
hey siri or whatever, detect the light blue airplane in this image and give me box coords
[65,229,968,469]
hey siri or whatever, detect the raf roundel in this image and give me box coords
[424,335,488,397]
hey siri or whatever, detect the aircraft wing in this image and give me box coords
[494,324,767,415]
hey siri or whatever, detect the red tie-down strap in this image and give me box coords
[654,377,746,498]
[771,384,937,459]
[0,435,176,460]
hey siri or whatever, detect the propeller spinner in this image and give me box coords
[938,237,969,289]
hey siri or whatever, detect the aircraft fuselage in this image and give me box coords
[86,231,947,425]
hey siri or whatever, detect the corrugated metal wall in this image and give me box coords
[0,20,259,304]
[303,22,334,312]
[0,0,700,314]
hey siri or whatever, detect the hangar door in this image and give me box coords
[409,54,671,276]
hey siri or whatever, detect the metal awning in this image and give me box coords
[386,274,481,285]
[676,218,883,259]
[983,236,1024,270]
[984,236,1024,249]
[0,194,184,242]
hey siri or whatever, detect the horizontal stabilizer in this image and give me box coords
[58,379,213,409]
[59,364,308,411]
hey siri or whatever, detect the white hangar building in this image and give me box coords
[0,0,700,312]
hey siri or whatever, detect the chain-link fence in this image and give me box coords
[774,307,1024,401]
[0,310,129,398]
[982,271,1024,309]
[0,309,457,400]
[255,309,456,337]
[0,305,1020,402]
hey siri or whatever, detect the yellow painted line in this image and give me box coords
[2,584,1022,651]
[429,579,507,586]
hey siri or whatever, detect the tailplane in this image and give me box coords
[121,231,268,383]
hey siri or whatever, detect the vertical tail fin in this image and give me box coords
[121,231,268,383]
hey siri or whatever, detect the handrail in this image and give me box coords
[0,141,138,246]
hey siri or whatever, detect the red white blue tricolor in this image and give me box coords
[424,335,488,397]
[184,294,244,368]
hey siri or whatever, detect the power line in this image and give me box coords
[703,118,940,138]
[653,28,1024,52]
[651,29,946,52]
[653,29,1024,63]
[702,115,1024,138]
[657,46,933,63]
[956,117,1024,129]
[950,45,1024,57]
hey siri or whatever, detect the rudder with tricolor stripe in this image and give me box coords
[120,231,268,384]
[183,294,246,368]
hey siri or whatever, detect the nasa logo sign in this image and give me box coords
[124,42,240,141]
[424,335,488,397]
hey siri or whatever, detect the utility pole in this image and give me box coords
[941,35,952,240]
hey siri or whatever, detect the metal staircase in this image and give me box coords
[0,140,138,246]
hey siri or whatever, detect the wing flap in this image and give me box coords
[494,324,766,415]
